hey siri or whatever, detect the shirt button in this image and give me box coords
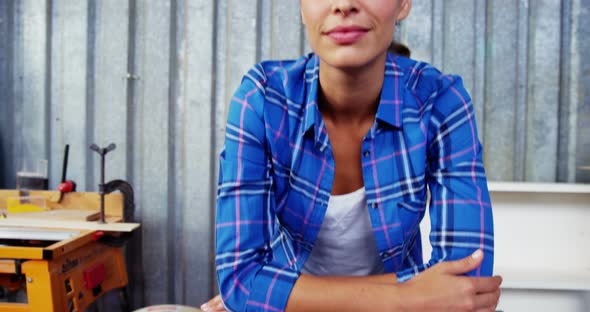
[363,150,370,158]
[371,203,377,209]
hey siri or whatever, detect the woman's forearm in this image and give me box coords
[285,273,403,312]
[315,272,398,285]
[285,251,502,312]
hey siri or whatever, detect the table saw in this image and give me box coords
[0,190,139,312]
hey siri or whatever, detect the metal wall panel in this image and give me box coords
[50,0,90,190]
[1,0,588,309]
[0,1,15,187]
[93,0,130,185]
[133,0,174,305]
[526,0,562,182]
[14,0,49,183]
[574,0,590,182]
[171,0,216,306]
[485,0,519,181]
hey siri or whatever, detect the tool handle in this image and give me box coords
[61,144,70,183]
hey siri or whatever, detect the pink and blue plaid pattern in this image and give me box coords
[215,53,494,312]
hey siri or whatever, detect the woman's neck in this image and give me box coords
[318,52,387,126]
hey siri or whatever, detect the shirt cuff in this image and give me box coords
[247,265,299,312]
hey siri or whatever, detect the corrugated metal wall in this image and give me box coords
[0,0,588,309]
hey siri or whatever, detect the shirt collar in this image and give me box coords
[375,53,405,129]
[301,53,405,142]
[302,54,322,141]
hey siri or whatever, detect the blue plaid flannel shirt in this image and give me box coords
[215,53,494,312]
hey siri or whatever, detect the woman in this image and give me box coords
[206,0,500,311]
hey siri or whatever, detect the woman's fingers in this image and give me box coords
[201,294,226,312]
[212,294,225,311]
[472,275,503,293]
[474,288,501,310]
[437,250,484,275]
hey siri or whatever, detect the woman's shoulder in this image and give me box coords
[242,54,315,94]
[392,54,466,104]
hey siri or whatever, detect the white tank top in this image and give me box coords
[301,187,385,276]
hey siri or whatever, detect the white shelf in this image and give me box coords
[488,182,590,194]
[497,269,590,291]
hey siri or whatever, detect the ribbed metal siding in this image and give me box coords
[0,0,588,308]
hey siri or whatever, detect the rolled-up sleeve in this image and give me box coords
[397,75,494,282]
[216,75,297,312]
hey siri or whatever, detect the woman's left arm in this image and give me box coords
[421,75,494,277]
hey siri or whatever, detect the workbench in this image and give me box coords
[0,190,140,312]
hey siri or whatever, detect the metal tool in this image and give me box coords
[90,143,116,224]
[57,144,77,203]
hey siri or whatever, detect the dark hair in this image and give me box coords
[388,41,411,58]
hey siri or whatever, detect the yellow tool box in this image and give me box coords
[0,190,139,312]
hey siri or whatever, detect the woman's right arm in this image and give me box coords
[216,74,293,311]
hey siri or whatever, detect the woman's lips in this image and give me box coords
[325,26,369,45]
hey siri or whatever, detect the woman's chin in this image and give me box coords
[319,48,385,71]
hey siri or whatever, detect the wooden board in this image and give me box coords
[7,209,100,221]
[0,218,139,232]
[0,190,124,218]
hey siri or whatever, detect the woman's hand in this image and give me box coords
[200,294,226,312]
[400,250,502,312]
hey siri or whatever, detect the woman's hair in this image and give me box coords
[388,41,411,58]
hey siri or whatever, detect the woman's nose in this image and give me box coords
[331,0,358,17]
